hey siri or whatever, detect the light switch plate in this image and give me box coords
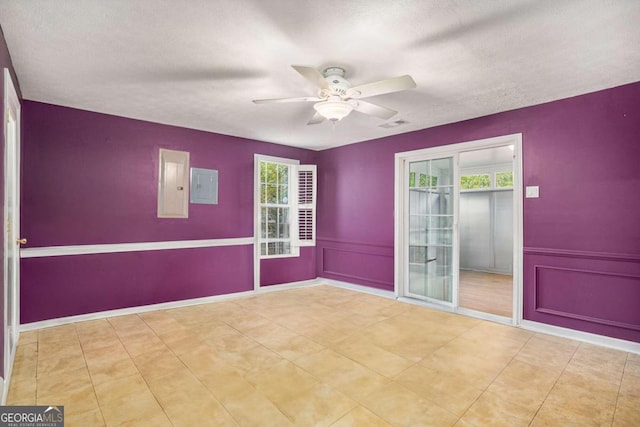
[525,186,540,198]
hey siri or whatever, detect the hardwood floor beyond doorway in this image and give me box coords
[459,270,512,317]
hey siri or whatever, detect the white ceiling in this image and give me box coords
[1,0,639,150]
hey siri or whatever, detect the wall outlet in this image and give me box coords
[525,186,540,198]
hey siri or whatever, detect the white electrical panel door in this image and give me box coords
[158,148,190,218]
[190,167,218,204]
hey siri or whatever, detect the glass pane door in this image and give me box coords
[407,157,454,303]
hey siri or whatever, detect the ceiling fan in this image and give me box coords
[253,66,417,125]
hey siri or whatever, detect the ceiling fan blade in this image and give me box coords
[253,96,321,104]
[307,112,325,125]
[348,75,416,99]
[353,100,398,120]
[292,65,330,90]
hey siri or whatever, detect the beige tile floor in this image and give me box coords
[7,285,640,426]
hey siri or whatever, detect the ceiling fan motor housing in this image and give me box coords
[322,67,351,97]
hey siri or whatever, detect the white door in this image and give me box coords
[405,155,457,304]
[4,68,21,382]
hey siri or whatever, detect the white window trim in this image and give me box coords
[254,155,318,290]
[254,155,300,261]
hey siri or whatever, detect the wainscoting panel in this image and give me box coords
[317,238,394,291]
[20,245,254,323]
[535,266,640,330]
[524,247,640,343]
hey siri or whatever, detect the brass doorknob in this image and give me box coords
[16,238,27,245]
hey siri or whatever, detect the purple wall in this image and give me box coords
[0,24,22,378]
[21,101,317,322]
[260,248,317,286]
[21,246,254,323]
[316,81,640,342]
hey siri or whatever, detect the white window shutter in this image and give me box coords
[298,165,316,246]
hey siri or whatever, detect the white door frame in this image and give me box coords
[2,68,21,403]
[394,133,523,325]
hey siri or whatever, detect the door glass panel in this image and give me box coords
[407,157,454,303]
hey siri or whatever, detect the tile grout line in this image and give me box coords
[454,331,533,426]
[129,313,206,427]
[610,353,629,426]
[226,312,350,426]
[73,323,108,427]
[107,315,178,427]
[138,311,247,426]
[367,314,495,425]
[235,297,416,426]
[15,288,635,426]
[526,340,581,426]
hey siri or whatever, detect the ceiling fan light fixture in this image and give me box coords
[254,65,417,125]
[313,99,354,122]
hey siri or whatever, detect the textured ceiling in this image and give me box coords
[1,0,639,150]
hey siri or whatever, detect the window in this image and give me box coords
[460,170,513,190]
[495,171,513,188]
[460,173,491,190]
[259,158,296,257]
[255,155,316,259]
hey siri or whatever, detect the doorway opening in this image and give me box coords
[394,134,523,325]
[458,146,514,318]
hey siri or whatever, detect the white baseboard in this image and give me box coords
[455,307,514,326]
[0,376,5,406]
[20,290,255,331]
[397,296,453,310]
[16,277,640,357]
[256,279,321,294]
[520,320,640,355]
[319,278,396,300]
[396,297,513,327]
[19,279,319,332]
[1,334,18,405]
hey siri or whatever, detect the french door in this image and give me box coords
[394,133,523,325]
[405,155,457,305]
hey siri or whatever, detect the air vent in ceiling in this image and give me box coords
[379,120,408,129]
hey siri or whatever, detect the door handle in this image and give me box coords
[16,238,27,245]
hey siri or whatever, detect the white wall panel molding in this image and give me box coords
[20,237,255,258]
